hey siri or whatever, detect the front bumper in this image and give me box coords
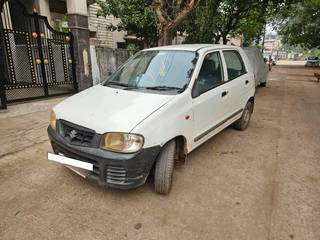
[47,126,161,189]
[306,62,319,67]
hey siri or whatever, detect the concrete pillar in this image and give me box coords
[67,0,92,90]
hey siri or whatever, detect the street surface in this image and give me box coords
[0,61,319,240]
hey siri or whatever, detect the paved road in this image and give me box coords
[0,65,319,240]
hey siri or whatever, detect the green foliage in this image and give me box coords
[96,0,158,47]
[95,0,303,48]
[278,0,320,49]
[235,9,265,46]
[183,0,221,43]
[54,15,69,33]
[314,49,320,58]
[184,0,297,45]
[184,0,270,44]
[126,43,140,50]
[216,0,264,40]
[97,0,200,46]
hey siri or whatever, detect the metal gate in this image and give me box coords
[0,0,77,109]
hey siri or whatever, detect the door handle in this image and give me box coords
[245,80,249,85]
[221,91,228,97]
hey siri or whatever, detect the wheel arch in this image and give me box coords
[159,135,188,166]
[248,96,255,113]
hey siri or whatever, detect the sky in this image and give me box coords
[266,24,277,35]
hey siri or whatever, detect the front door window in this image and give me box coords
[192,52,224,97]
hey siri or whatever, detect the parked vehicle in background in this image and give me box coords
[305,56,320,67]
[293,54,300,60]
[244,47,269,87]
[47,44,255,194]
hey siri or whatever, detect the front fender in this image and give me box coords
[131,90,193,151]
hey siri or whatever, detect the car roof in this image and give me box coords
[144,44,240,52]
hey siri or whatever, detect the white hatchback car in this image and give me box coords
[48,44,255,194]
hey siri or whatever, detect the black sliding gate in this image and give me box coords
[0,0,77,109]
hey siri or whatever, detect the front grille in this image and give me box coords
[58,120,98,147]
[64,124,94,146]
[106,166,126,184]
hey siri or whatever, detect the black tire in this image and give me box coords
[154,140,176,195]
[233,101,253,131]
[260,82,266,87]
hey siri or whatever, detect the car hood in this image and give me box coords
[53,85,175,134]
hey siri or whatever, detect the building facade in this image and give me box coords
[34,0,126,48]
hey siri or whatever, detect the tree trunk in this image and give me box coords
[222,35,228,44]
[214,35,221,44]
[143,40,149,49]
[153,0,200,46]
[261,24,266,53]
[158,27,173,46]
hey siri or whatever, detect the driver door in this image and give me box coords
[192,51,229,145]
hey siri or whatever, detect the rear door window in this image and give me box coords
[223,50,246,80]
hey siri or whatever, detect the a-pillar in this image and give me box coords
[66,0,92,90]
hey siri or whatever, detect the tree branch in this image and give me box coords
[169,0,200,30]
[153,0,200,30]
[153,0,170,26]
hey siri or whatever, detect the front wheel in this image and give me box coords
[233,101,253,131]
[154,140,176,195]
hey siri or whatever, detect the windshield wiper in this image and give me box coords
[123,86,140,90]
[177,83,188,93]
[106,82,185,92]
[146,86,181,91]
[105,81,129,87]
[105,81,142,90]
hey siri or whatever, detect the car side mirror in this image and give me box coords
[107,70,113,76]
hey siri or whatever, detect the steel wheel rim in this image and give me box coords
[243,109,250,125]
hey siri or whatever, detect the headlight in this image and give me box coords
[50,111,56,130]
[100,132,144,153]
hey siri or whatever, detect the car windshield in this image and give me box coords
[103,50,197,93]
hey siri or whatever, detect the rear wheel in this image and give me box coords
[154,140,176,195]
[260,82,266,87]
[233,101,253,131]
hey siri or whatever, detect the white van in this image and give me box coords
[243,47,269,87]
[48,44,255,194]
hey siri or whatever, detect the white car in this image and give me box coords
[48,44,255,194]
[305,56,319,67]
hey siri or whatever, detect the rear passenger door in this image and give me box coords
[221,50,250,114]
